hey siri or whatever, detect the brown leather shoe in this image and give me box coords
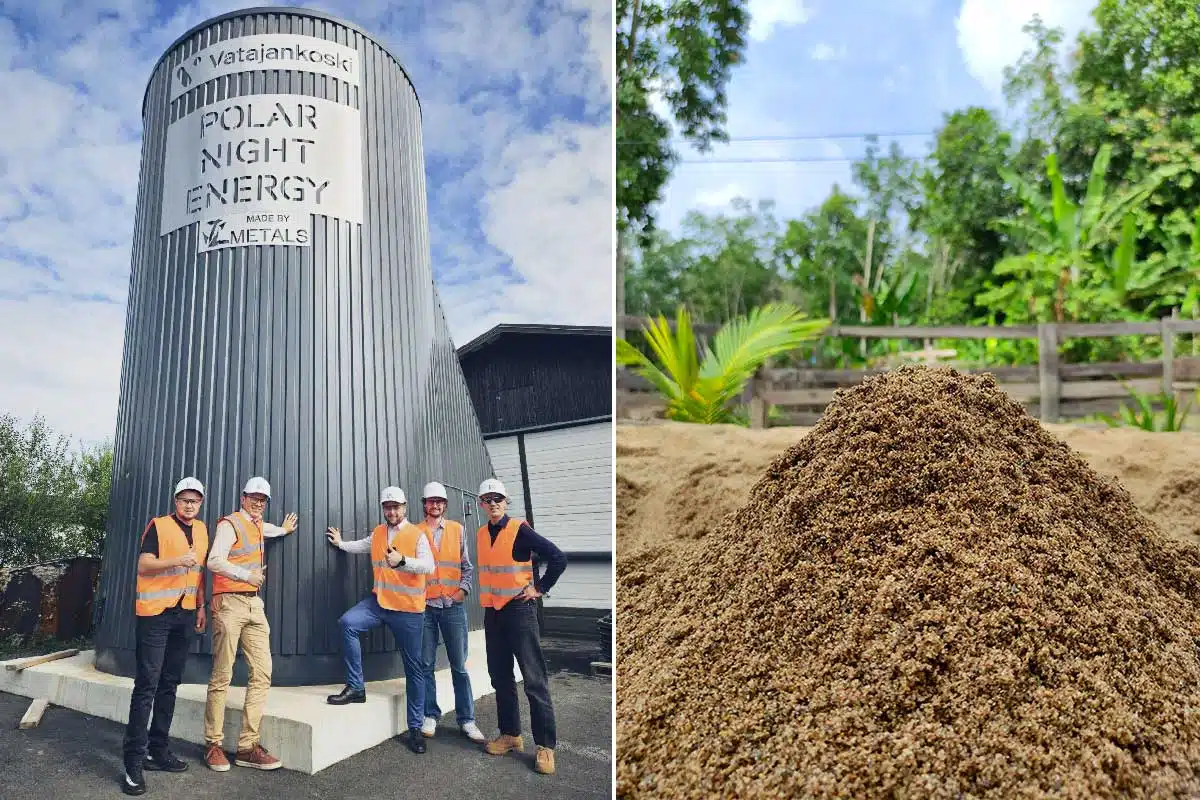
[204,744,230,772]
[234,744,282,770]
[534,746,556,775]
[484,734,524,755]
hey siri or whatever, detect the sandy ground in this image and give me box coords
[616,421,1200,556]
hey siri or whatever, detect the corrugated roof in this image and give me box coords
[456,323,611,358]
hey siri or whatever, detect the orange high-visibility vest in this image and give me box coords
[476,518,533,610]
[419,519,463,601]
[211,510,264,595]
[371,523,426,612]
[135,516,209,616]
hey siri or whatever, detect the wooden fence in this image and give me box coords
[616,316,1200,428]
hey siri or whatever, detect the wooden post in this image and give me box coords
[5,649,80,671]
[1161,315,1175,397]
[19,698,49,729]
[1037,322,1060,423]
[748,370,769,429]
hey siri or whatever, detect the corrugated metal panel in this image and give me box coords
[93,8,495,686]
[541,563,613,610]
[524,423,612,552]
[483,435,528,519]
[460,332,612,434]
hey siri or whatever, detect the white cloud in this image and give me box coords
[694,183,752,209]
[0,297,126,447]
[955,0,1094,100]
[0,0,612,443]
[809,42,845,61]
[882,64,911,93]
[659,134,852,230]
[450,122,612,342]
[748,0,811,43]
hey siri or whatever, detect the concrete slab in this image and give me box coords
[0,671,613,800]
[0,629,521,774]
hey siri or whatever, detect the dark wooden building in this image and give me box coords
[457,324,611,435]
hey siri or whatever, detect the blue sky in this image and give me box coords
[0,0,612,445]
[655,0,1095,230]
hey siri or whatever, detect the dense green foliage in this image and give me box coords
[624,2,1200,367]
[615,0,751,329]
[0,415,112,566]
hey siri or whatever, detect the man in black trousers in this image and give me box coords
[474,478,567,776]
[121,477,210,795]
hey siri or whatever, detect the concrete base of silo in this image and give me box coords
[0,629,517,773]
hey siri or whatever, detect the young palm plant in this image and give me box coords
[1099,383,1194,432]
[617,304,829,424]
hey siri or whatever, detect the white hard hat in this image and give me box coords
[422,482,448,500]
[478,478,507,498]
[242,476,271,498]
[174,477,204,497]
[380,486,407,505]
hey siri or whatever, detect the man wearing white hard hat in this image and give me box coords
[415,481,484,743]
[202,476,298,773]
[475,477,567,776]
[121,477,210,796]
[324,486,435,755]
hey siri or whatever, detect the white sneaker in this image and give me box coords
[461,721,486,743]
[421,716,438,737]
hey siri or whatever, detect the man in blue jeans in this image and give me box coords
[323,486,434,754]
[415,481,485,743]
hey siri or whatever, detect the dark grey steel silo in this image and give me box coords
[93,6,498,686]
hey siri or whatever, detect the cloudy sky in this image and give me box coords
[0,0,612,446]
[656,0,1095,230]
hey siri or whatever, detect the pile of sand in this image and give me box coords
[616,366,1200,799]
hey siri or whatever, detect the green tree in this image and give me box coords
[1071,0,1200,208]
[615,0,750,336]
[0,415,76,565]
[0,415,113,566]
[912,108,1022,322]
[676,198,783,323]
[626,198,785,326]
[74,441,114,558]
[777,187,872,323]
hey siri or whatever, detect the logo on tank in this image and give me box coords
[169,34,361,102]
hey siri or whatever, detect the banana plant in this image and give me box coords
[982,144,1183,323]
[855,266,918,326]
[616,304,830,424]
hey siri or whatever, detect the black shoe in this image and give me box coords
[121,764,146,796]
[145,750,188,772]
[327,685,367,705]
[406,728,426,754]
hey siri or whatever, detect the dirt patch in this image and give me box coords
[616,366,1200,799]
[617,415,1200,556]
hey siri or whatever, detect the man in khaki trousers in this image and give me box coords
[202,477,297,772]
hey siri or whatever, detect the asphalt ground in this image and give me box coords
[0,669,612,800]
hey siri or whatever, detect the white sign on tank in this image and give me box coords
[159,94,364,252]
[169,33,361,101]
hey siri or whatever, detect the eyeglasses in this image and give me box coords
[425,498,447,504]
[175,498,202,506]
[481,495,505,504]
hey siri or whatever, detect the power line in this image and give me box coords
[678,155,862,164]
[617,130,936,147]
